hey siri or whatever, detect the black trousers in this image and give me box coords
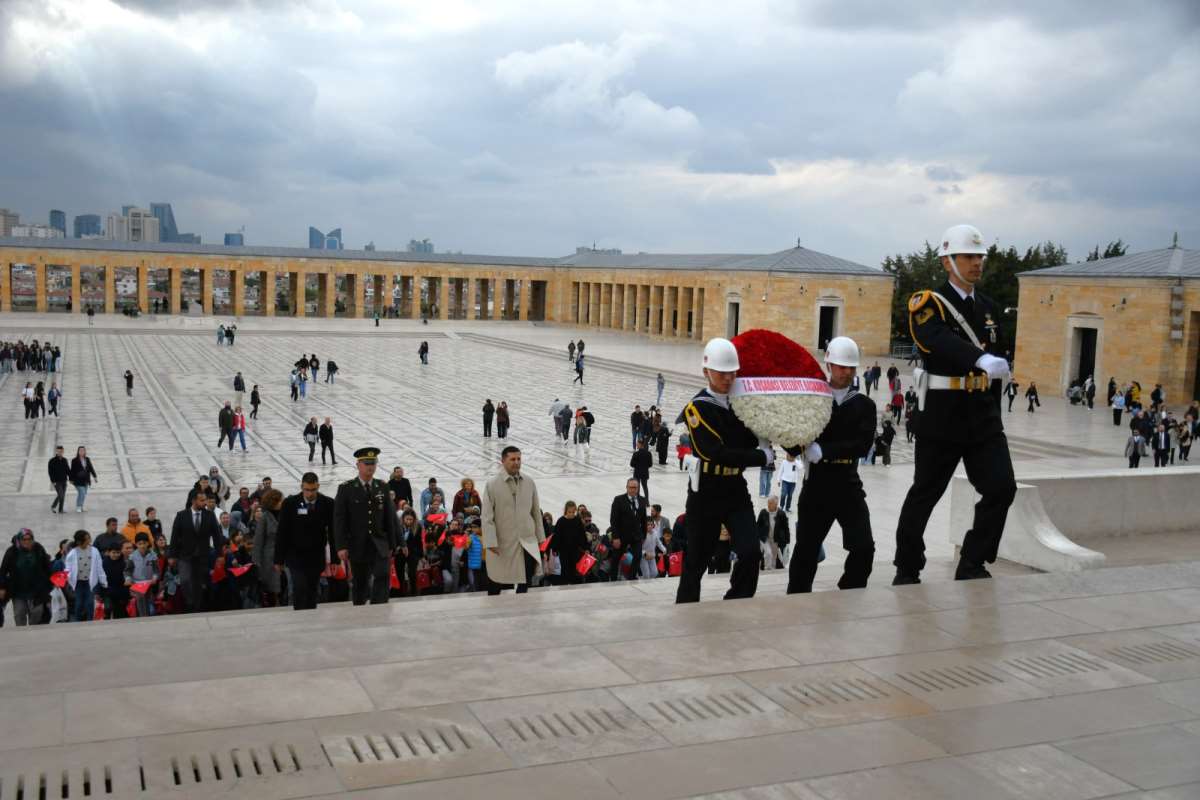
[483,417,493,436]
[1154,450,1168,467]
[321,442,336,464]
[609,535,642,581]
[350,556,391,605]
[488,551,538,595]
[288,563,323,610]
[637,477,649,503]
[179,557,210,613]
[894,432,1016,576]
[787,470,874,593]
[1007,395,1016,411]
[250,403,259,419]
[51,481,66,513]
[1113,409,1122,425]
[218,429,231,448]
[676,482,760,603]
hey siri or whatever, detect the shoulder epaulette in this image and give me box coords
[908,290,932,312]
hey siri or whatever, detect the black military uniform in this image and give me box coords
[894,281,1017,583]
[334,447,400,604]
[675,389,768,603]
[275,488,335,610]
[786,386,877,593]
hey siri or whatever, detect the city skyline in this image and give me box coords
[0,2,1196,265]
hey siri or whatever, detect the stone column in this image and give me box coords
[578,281,590,325]
[262,270,275,317]
[347,272,362,317]
[168,268,182,314]
[373,274,385,316]
[230,268,244,316]
[590,283,602,327]
[649,285,663,334]
[137,264,150,313]
[599,283,611,327]
[0,262,10,312]
[662,285,675,337]
[103,265,116,314]
[692,286,705,339]
[501,277,513,321]
[288,272,303,317]
[438,275,450,320]
[70,263,81,313]
[519,278,531,321]
[200,267,214,315]
[611,284,623,328]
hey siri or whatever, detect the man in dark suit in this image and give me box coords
[608,478,647,581]
[387,466,413,508]
[275,471,336,610]
[630,438,653,501]
[335,447,400,605]
[756,496,789,571]
[1152,424,1172,467]
[169,490,223,613]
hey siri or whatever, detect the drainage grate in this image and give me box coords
[893,665,1007,692]
[170,745,304,785]
[0,765,127,799]
[1001,652,1107,680]
[1106,641,1200,665]
[336,727,473,764]
[647,692,766,724]
[504,710,626,741]
[774,678,895,707]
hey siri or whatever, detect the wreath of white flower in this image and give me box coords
[730,393,832,449]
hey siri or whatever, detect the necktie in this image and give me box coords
[630,497,637,513]
[194,511,200,529]
[964,295,976,318]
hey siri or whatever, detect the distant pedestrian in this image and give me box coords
[48,445,69,514]
[1111,392,1125,426]
[87,306,94,325]
[630,438,652,502]
[656,372,665,407]
[418,341,429,364]
[217,324,226,346]
[231,406,248,451]
[1025,382,1040,413]
[1125,430,1146,468]
[573,354,584,384]
[496,402,510,439]
[250,385,261,419]
[70,446,97,513]
[225,324,236,346]
[482,399,495,437]
[47,381,61,416]
[568,340,576,363]
[319,417,337,465]
[303,417,319,462]
[124,369,134,396]
[233,372,246,407]
[217,401,234,449]
[290,370,299,401]
[1004,380,1019,412]
[325,360,338,383]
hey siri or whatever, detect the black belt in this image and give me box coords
[701,462,743,476]
[823,458,856,465]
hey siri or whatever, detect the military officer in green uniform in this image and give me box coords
[334,446,400,605]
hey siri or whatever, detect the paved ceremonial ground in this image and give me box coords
[2,314,1199,799]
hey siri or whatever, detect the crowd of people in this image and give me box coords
[6,339,65,419]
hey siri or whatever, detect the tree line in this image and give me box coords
[881,239,1128,352]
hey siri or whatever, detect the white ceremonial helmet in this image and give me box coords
[702,337,740,372]
[938,224,988,258]
[825,336,860,368]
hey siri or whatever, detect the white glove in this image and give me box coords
[805,442,823,464]
[758,439,775,466]
[975,354,1011,381]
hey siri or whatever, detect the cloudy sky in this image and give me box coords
[1,0,1197,265]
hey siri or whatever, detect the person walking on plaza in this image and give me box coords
[217,401,234,449]
[609,478,647,581]
[319,417,337,465]
[64,529,105,621]
[169,490,222,613]
[1084,375,1096,409]
[656,372,665,407]
[231,405,248,451]
[325,359,338,383]
[482,399,495,437]
[303,417,319,462]
[217,324,226,346]
[1111,390,1125,426]
[676,338,772,604]
[1025,381,1040,412]
[1152,423,1172,467]
[1126,429,1147,468]
[250,384,261,419]
[1004,379,1019,412]
[124,369,134,396]
[70,446,97,513]
[630,405,644,449]
[630,438,652,502]
[0,529,53,626]
[418,341,429,365]
[573,354,585,384]
[233,372,246,408]
[893,224,1016,585]
[788,337,877,593]
[275,472,335,610]
[496,402,510,439]
[568,340,576,363]
[549,397,566,440]
[482,446,545,595]
[777,451,799,512]
[48,445,69,514]
[48,381,61,416]
[334,447,400,605]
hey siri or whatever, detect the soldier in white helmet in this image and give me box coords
[893,224,1016,584]
[675,337,774,603]
[786,336,878,593]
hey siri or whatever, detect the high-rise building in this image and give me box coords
[11,224,65,238]
[0,208,19,237]
[106,208,160,242]
[73,214,101,238]
[149,202,199,243]
[408,238,434,254]
[309,226,343,249]
[49,210,66,237]
[364,241,376,252]
[224,232,244,246]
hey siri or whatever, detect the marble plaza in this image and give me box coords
[1,313,1198,799]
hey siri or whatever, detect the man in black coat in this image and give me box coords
[169,491,224,613]
[274,472,336,610]
[756,497,789,571]
[630,438,653,501]
[0,529,53,626]
[609,478,647,581]
[217,401,234,450]
[48,445,69,514]
[319,417,337,465]
[482,399,495,437]
[387,466,413,508]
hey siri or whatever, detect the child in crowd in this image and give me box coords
[124,532,159,617]
[101,541,131,619]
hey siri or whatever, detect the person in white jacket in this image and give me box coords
[777,452,801,513]
[63,530,107,621]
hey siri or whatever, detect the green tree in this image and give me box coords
[1087,239,1127,260]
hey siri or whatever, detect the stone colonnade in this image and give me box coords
[570,280,705,339]
[0,253,550,322]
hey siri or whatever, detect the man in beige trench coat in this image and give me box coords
[482,446,545,594]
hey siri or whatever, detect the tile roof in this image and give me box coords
[1022,247,1199,279]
